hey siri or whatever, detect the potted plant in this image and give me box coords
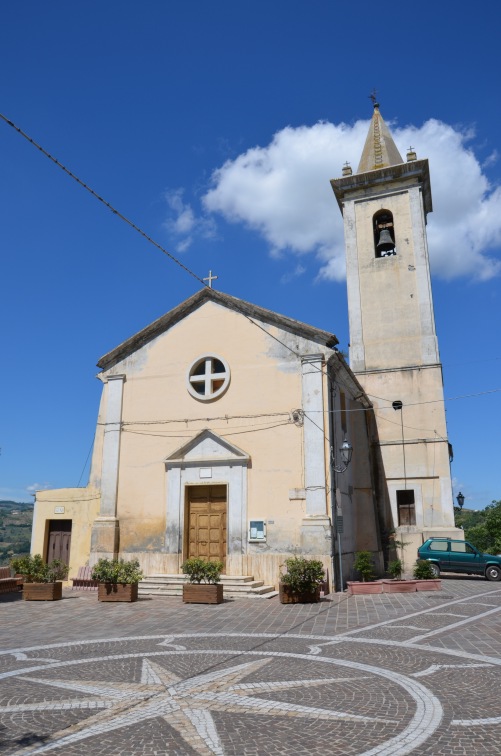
[10,554,68,601]
[382,558,417,592]
[347,551,383,595]
[91,558,144,602]
[279,556,325,604]
[181,557,224,604]
[413,559,442,591]
[388,559,403,580]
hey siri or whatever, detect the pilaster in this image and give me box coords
[90,374,125,560]
[301,354,327,516]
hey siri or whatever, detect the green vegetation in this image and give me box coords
[91,558,144,585]
[455,499,501,554]
[0,501,34,565]
[388,558,403,580]
[181,557,223,584]
[353,551,375,582]
[413,559,436,580]
[10,554,68,583]
[280,556,325,594]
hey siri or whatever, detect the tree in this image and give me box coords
[455,500,501,554]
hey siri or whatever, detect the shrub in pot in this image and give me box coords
[181,557,224,604]
[388,559,403,580]
[279,556,325,604]
[91,558,144,602]
[11,554,68,601]
[353,551,375,582]
[412,559,441,591]
[413,559,435,579]
[347,551,383,594]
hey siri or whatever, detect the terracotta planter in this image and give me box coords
[279,583,321,604]
[346,581,383,595]
[415,579,442,591]
[98,582,139,602]
[183,583,223,604]
[22,581,62,601]
[382,580,417,593]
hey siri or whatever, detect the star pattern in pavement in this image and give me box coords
[7,656,395,755]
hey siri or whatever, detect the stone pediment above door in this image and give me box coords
[165,429,250,468]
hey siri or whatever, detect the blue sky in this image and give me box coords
[1,2,500,509]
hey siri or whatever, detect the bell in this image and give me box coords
[377,228,395,253]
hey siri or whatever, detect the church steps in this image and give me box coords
[139,574,277,599]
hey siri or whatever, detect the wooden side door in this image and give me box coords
[187,485,227,569]
[46,519,72,566]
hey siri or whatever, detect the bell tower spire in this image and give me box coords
[330,101,461,567]
[357,99,404,173]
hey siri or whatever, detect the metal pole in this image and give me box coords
[337,529,343,591]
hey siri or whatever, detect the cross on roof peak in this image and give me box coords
[203,270,218,289]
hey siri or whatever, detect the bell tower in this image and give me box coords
[331,101,462,565]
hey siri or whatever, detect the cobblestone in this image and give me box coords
[1,577,501,754]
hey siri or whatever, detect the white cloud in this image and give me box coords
[202,118,501,282]
[26,482,52,493]
[163,188,216,253]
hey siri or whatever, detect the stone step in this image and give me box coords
[146,574,256,584]
[138,573,277,599]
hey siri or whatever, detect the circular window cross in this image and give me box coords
[187,354,230,401]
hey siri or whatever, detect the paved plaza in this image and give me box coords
[2,578,501,755]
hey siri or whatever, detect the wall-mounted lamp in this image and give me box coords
[332,438,353,474]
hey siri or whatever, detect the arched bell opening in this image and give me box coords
[373,210,396,258]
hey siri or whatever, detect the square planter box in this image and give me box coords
[98,583,139,602]
[382,580,417,593]
[23,581,62,601]
[415,579,442,591]
[279,584,321,604]
[346,581,383,595]
[183,583,223,604]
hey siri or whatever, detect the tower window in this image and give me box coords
[396,489,415,526]
[374,210,396,258]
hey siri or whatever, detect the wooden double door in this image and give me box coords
[186,485,227,569]
[46,519,72,566]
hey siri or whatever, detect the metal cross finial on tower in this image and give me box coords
[203,270,218,288]
[369,89,379,108]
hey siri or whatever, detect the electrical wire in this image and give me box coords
[0,113,206,288]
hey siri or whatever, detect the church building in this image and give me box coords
[31,103,461,591]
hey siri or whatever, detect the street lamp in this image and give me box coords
[333,438,353,474]
[456,492,465,510]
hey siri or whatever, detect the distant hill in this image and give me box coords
[0,500,34,512]
[0,501,34,565]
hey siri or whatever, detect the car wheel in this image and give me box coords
[485,565,501,581]
[429,563,440,578]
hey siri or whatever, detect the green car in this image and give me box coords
[417,538,501,581]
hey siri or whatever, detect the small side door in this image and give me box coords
[448,541,483,574]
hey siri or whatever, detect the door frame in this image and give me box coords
[165,430,250,572]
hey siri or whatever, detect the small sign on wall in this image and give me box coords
[199,468,212,479]
[54,506,65,514]
[249,520,266,542]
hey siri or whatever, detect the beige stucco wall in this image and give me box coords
[88,300,344,587]
[31,487,101,583]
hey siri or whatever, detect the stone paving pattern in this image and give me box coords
[1,576,501,755]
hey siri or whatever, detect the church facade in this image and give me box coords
[31,104,461,588]
[32,289,389,590]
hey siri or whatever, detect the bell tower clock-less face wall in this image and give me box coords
[330,101,463,564]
